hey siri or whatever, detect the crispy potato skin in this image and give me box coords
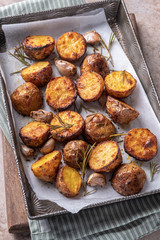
[111,163,146,196]
[81,53,110,79]
[56,165,82,197]
[56,32,86,61]
[21,61,52,87]
[22,35,55,60]
[31,151,62,182]
[124,128,157,161]
[20,121,50,148]
[10,82,43,116]
[89,141,122,172]
[105,71,136,98]
[50,111,84,142]
[84,113,115,144]
[63,140,89,169]
[45,77,77,111]
[106,96,139,124]
[77,71,104,102]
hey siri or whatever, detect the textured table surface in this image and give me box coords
[0,0,160,239]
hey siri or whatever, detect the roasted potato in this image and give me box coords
[56,165,82,197]
[30,109,53,123]
[83,31,101,45]
[106,96,139,124]
[45,76,77,111]
[111,163,146,196]
[104,71,136,98]
[10,82,43,116]
[98,90,108,109]
[55,59,77,77]
[81,53,109,79]
[39,138,55,154]
[84,113,116,144]
[76,71,104,102]
[56,32,86,61]
[31,150,62,182]
[124,128,157,161]
[50,111,84,142]
[20,121,50,148]
[22,35,55,60]
[89,141,122,172]
[63,140,89,169]
[21,61,52,87]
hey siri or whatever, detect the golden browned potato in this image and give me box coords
[50,111,84,142]
[30,109,53,123]
[20,121,50,148]
[105,71,136,98]
[106,96,139,124]
[84,113,116,144]
[56,32,86,61]
[89,141,122,172]
[56,165,82,197]
[111,163,146,196]
[22,35,55,60]
[45,77,77,111]
[83,31,101,45]
[77,72,104,102]
[10,82,43,116]
[63,140,89,169]
[81,53,109,79]
[21,61,52,87]
[124,128,157,161]
[31,150,62,182]
[55,59,77,77]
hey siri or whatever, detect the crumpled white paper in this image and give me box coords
[1,9,160,213]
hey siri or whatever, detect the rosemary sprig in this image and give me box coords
[10,68,25,75]
[83,188,97,197]
[150,162,160,182]
[75,102,95,114]
[48,113,73,134]
[110,133,126,138]
[108,32,116,50]
[100,36,115,67]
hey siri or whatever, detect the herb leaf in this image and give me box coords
[150,162,160,182]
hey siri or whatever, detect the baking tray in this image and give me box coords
[0,0,160,220]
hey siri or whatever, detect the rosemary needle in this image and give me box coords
[150,162,160,182]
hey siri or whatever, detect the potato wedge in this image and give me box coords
[89,141,122,172]
[105,71,136,98]
[81,53,109,79]
[106,96,139,124]
[31,150,62,182]
[10,82,43,116]
[21,61,52,87]
[63,140,89,169]
[56,165,82,197]
[111,163,146,196]
[50,111,84,142]
[22,35,55,60]
[56,32,86,61]
[84,113,116,144]
[55,59,77,77]
[77,72,104,102]
[20,121,50,148]
[124,128,157,161]
[45,77,77,111]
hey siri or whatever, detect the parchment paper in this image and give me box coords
[1,9,160,213]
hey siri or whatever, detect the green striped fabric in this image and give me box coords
[1,1,160,239]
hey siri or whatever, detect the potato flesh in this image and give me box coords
[21,121,49,138]
[22,62,49,75]
[34,151,59,167]
[24,35,54,47]
[63,166,82,193]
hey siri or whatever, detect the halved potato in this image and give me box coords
[56,32,86,61]
[21,61,52,87]
[63,140,89,169]
[20,121,50,148]
[31,150,62,182]
[10,82,43,116]
[124,128,157,161]
[45,76,77,111]
[106,96,139,124]
[104,71,136,98]
[22,35,55,60]
[50,111,84,142]
[111,163,146,196]
[84,113,116,144]
[77,71,104,102]
[81,53,110,79]
[56,165,82,197]
[89,141,122,172]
